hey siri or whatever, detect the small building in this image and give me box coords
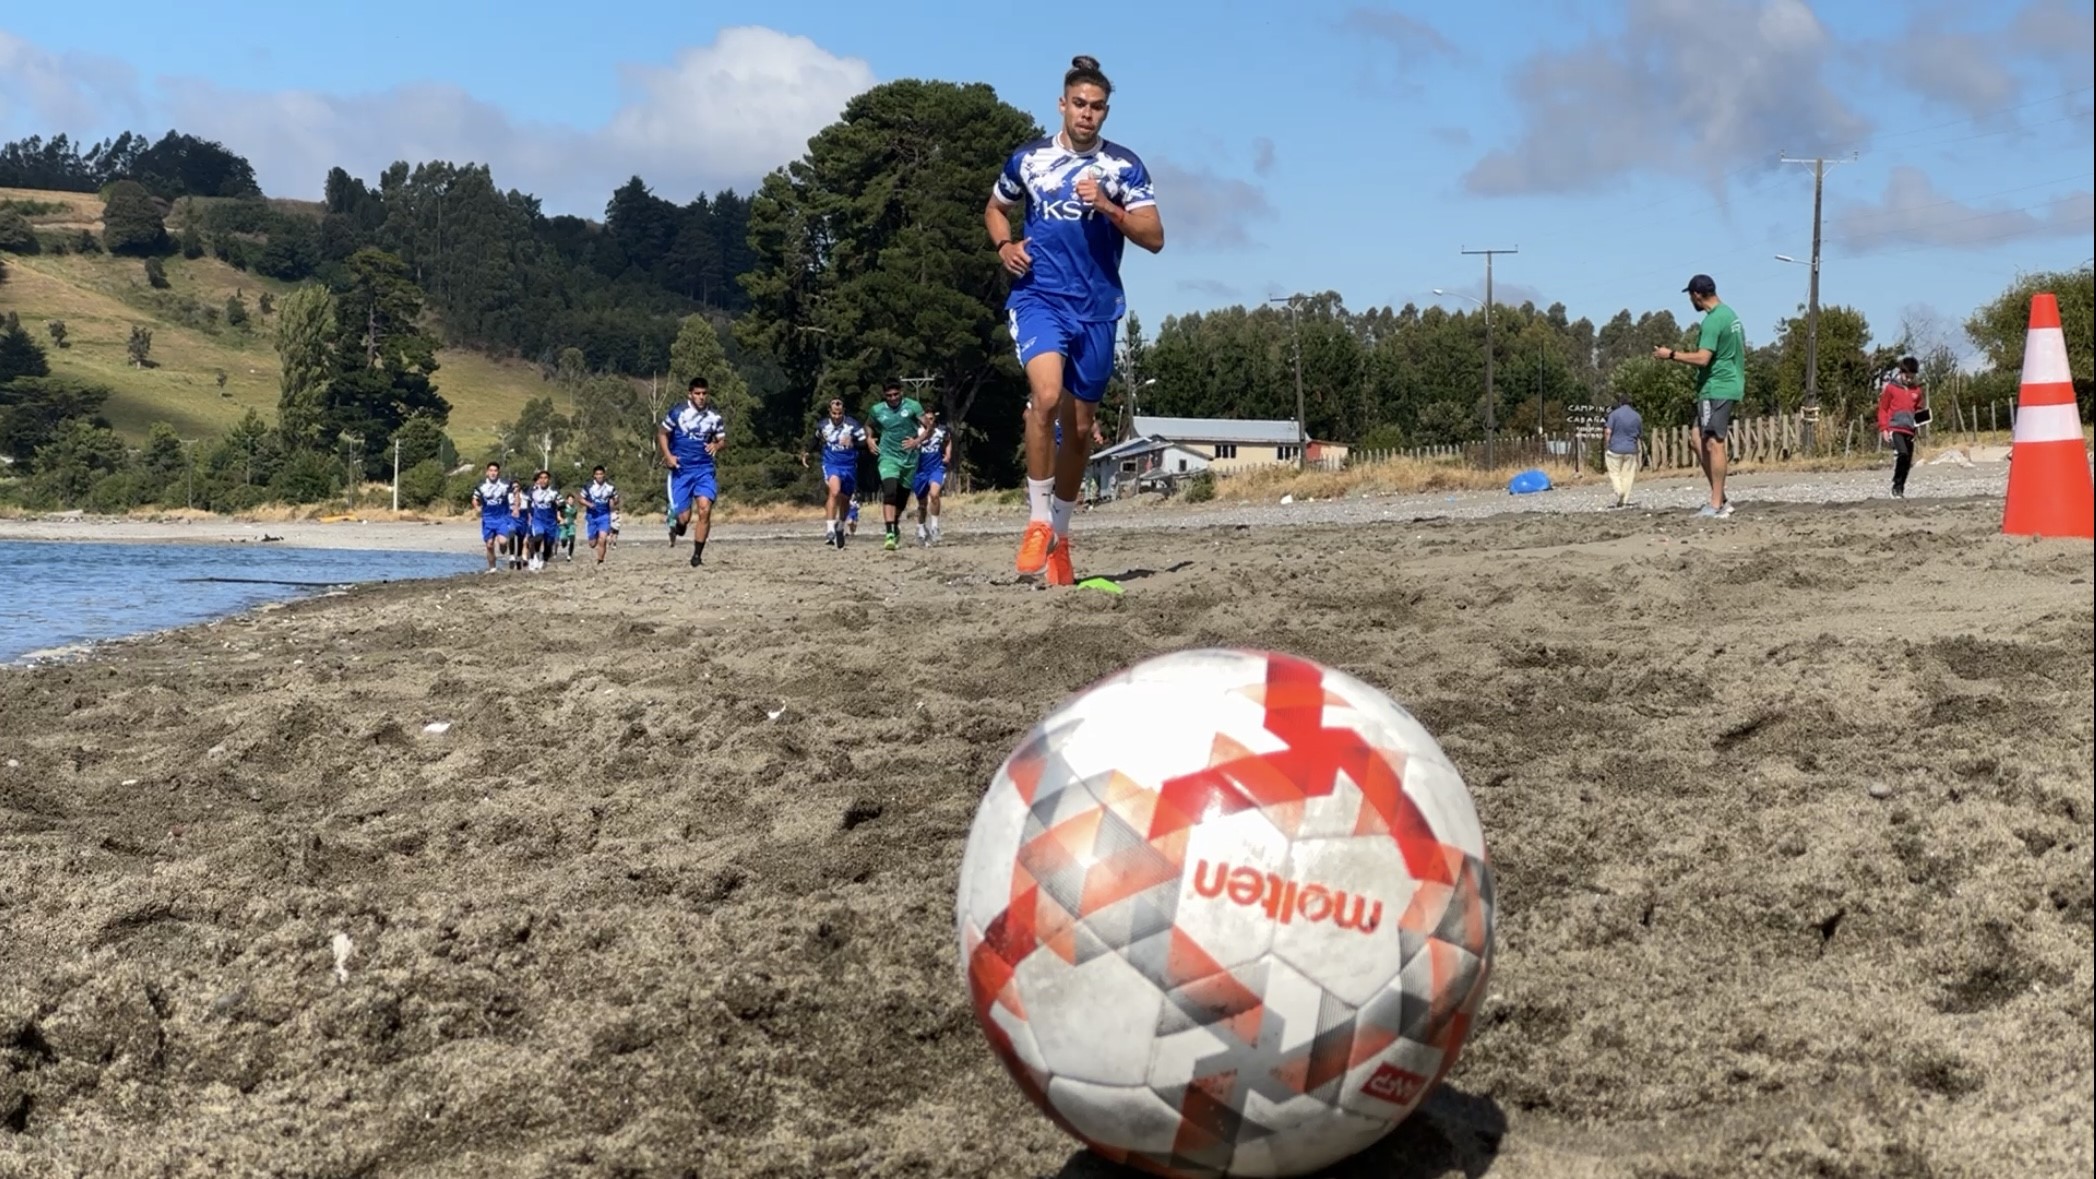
[1087,435,1212,500]
[1129,415,1351,472]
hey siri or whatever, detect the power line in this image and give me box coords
[1822,171,2094,233]
[1830,192,2094,251]
[1830,85,2096,153]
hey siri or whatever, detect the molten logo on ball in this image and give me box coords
[956,649,1496,1179]
[1189,860,1383,934]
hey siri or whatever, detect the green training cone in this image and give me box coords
[1076,577,1124,595]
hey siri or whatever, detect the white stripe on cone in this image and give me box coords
[2013,402,2087,445]
[2021,324,2074,387]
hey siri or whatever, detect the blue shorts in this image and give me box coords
[823,466,857,499]
[1009,291,1116,403]
[586,512,612,541]
[530,516,560,539]
[481,518,508,543]
[668,465,718,516]
[913,466,946,497]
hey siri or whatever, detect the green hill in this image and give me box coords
[1,186,548,457]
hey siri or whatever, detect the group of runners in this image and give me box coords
[466,53,1163,584]
[802,381,953,551]
[469,462,623,573]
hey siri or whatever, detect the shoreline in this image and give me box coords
[0,461,2016,552]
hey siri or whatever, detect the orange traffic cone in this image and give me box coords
[2001,293,2094,540]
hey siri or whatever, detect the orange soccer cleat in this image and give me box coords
[1045,535,1076,586]
[1015,521,1054,576]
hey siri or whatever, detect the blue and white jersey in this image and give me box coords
[661,403,726,467]
[580,478,618,517]
[527,485,563,526]
[475,477,515,520]
[992,134,1156,322]
[816,416,867,473]
[920,425,950,473]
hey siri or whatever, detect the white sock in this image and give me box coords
[1027,477,1054,524]
[825,519,836,534]
[1050,496,1076,538]
[929,515,939,532]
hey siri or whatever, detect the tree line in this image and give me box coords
[3,82,2092,517]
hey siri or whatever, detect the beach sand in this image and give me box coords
[1,491,2090,1178]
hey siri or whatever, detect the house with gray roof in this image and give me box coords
[1128,416,1351,473]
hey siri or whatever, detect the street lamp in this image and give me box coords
[1432,288,1483,307]
[1267,295,1308,470]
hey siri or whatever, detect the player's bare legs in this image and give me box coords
[1055,396,1096,503]
[1017,352,1069,577]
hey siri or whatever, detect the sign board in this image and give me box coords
[1567,403,1608,440]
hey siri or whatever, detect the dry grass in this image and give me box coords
[0,187,103,228]
[0,241,553,449]
[1219,456,1583,501]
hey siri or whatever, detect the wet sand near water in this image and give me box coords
[1,495,2090,1178]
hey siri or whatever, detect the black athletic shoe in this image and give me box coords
[689,549,703,567]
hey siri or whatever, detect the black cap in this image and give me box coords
[1683,274,1716,296]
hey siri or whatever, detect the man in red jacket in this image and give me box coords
[1878,355,1926,499]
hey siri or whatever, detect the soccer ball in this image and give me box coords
[955,649,1495,1178]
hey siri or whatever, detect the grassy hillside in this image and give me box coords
[1,187,550,457]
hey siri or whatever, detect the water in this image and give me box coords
[0,540,483,664]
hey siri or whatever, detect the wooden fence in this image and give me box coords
[1229,396,2064,480]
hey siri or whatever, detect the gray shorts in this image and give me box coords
[1696,398,1735,442]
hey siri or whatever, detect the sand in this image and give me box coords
[1,484,2091,1178]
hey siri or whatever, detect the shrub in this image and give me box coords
[397,458,447,508]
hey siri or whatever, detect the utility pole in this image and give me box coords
[1268,294,1307,470]
[391,437,401,512]
[1462,246,1517,467]
[1779,153,1856,451]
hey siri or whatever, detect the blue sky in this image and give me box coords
[4,0,2091,363]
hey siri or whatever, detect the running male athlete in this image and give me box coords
[987,54,1164,585]
[658,377,727,567]
[867,379,928,551]
[912,408,953,547]
[525,469,563,571]
[574,464,620,566]
[802,396,870,548]
[471,461,516,573]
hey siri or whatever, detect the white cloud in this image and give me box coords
[1828,165,2094,253]
[3,26,875,215]
[600,29,878,187]
[0,29,144,133]
[1869,0,2095,124]
[1336,9,1458,64]
[1462,0,1871,196]
[1147,160,1275,250]
[1177,278,1244,301]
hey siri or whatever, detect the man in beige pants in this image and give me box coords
[1602,391,1643,508]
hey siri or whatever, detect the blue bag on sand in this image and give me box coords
[1508,468,1552,495]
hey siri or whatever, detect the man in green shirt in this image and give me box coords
[1655,273,1746,517]
[867,378,928,550]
